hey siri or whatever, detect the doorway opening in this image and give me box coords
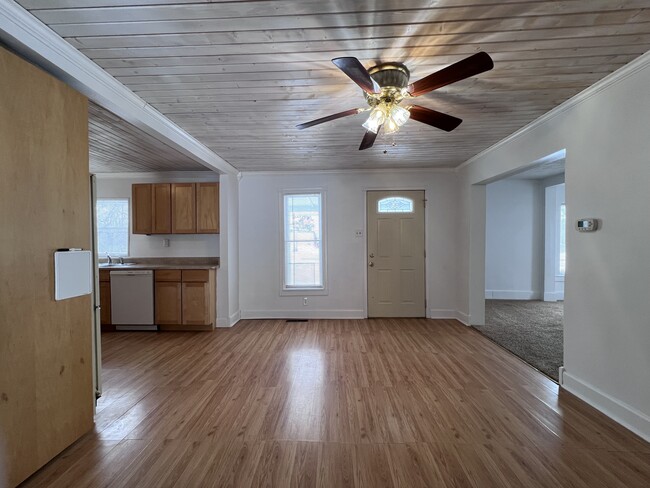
[476,161,565,381]
[366,190,426,318]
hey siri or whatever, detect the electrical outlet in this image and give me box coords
[303,297,308,306]
[162,238,170,248]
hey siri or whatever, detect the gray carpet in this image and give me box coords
[474,300,563,381]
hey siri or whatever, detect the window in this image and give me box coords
[96,199,129,256]
[377,196,414,213]
[283,192,325,290]
[558,203,566,275]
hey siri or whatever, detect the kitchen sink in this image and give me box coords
[99,263,137,267]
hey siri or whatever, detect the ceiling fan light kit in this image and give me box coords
[297,52,494,150]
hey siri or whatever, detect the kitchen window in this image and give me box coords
[282,191,326,292]
[96,198,129,257]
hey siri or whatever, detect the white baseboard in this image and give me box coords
[560,369,650,442]
[428,309,457,319]
[240,309,365,320]
[544,292,564,301]
[485,290,541,300]
[455,311,471,325]
[544,292,564,302]
[216,309,241,328]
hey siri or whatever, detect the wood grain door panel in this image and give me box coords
[155,281,182,325]
[151,183,171,234]
[196,182,219,234]
[171,183,196,234]
[182,282,210,325]
[132,183,152,234]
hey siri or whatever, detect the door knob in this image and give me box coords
[368,261,374,267]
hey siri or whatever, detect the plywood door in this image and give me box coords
[171,183,196,234]
[0,46,93,487]
[155,281,182,325]
[132,183,152,234]
[367,190,425,318]
[151,183,171,234]
[196,182,219,233]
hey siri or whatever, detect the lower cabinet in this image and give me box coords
[99,270,114,332]
[155,268,216,330]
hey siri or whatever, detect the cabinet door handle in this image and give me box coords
[368,262,374,267]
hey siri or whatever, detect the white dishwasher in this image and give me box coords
[110,270,156,331]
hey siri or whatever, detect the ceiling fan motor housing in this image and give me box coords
[368,63,410,89]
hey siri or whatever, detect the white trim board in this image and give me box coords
[560,370,650,443]
[485,290,542,300]
[241,310,365,320]
[455,311,471,326]
[428,309,457,319]
[0,1,237,175]
[457,50,650,172]
[217,310,241,328]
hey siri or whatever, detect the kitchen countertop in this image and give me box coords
[99,263,218,270]
[98,257,219,271]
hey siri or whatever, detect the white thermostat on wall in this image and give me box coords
[576,218,599,232]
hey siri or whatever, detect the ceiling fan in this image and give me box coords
[296,52,494,150]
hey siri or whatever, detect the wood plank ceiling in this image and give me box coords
[18,0,650,171]
[89,102,208,172]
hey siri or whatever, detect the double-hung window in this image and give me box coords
[282,192,326,292]
[96,198,129,257]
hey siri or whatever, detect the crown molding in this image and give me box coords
[239,166,456,177]
[93,171,219,181]
[456,50,650,172]
[0,0,238,175]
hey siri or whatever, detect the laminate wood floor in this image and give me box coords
[21,319,650,487]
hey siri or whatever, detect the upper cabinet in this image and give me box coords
[132,184,153,234]
[196,182,220,233]
[171,183,196,234]
[152,183,172,234]
[132,182,219,235]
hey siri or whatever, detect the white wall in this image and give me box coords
[216,174,240,327]
[457,53,650,440]
[238,170,459,319]
[485,179,544,300]
[544,182,565,301]
[95,172,219,258]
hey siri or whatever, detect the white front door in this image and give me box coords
[367,190,425,317]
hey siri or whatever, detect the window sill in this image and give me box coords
[281,287,328,297]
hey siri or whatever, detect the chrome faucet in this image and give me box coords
[118,256,124,265]
[107,254,113,265]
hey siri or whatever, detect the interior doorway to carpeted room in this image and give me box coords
[480,162,566,381]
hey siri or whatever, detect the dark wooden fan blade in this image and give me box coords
[296,108,361,130]
[409,105,462,132]
[407,52,493,97]
[359,127,380,150]
[332,57,381,94]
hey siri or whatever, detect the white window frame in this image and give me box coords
[96,197,130,257]
[280,190,328,296]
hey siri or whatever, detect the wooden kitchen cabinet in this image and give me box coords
[132,183,153,234]
[151,183,172,234]
[155,268,216,330]
[155,281,182,325]
[132,182,219,235]
[171,183,196,234]
[99,269,113,331]
[196,182,219,234]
